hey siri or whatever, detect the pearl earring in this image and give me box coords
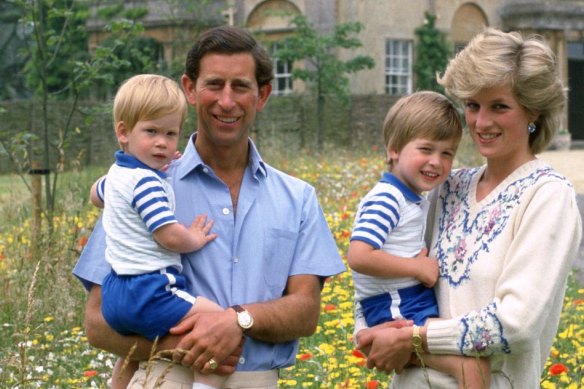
[528,122,536,134]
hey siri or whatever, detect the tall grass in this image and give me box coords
[0,145,581,389]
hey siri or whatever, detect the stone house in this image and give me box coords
[87,0,584,144]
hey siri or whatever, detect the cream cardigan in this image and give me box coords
[392,159,582,388]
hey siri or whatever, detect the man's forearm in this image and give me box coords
[84,286,179,360]
[245,274,322,343]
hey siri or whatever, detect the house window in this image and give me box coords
[271,43,293,96]
[385,39,412,95]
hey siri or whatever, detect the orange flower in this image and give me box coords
[550,349,560,358]
[324,303,337,312]
[298,353,313,361]
[83,370,98,377]
[352,348,365,359]
[573,298,583,306]
[367,380,380,389]
[549,363,568,376]
[78,235,89,248]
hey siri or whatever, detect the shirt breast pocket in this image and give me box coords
[262,228,298,295]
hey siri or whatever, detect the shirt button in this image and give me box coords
[239,356,246,365]
[233,256,239,263]
[222,208,230,215]
[203,167,209,173]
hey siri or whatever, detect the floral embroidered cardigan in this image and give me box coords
[393,159,582,388]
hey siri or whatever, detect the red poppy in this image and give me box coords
[367,380,380,389]
[298,353,313,361]
[324,304,337,312]
[549,363,568,376]
[83,370,98,378]
[352,348,365,359]
[78,235,89,248]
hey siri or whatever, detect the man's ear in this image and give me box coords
[181,74,197,106]
[256,84,272,112]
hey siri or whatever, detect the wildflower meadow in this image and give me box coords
[0,150,582,388]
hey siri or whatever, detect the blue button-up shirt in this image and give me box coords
[73,135,345,371]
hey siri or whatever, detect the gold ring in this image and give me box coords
[208,358,218,370]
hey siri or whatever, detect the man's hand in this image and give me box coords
[169,309,243,372]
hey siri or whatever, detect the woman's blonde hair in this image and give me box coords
[383,91,462,169]
[437,28,566,154]
[113,74,188,133]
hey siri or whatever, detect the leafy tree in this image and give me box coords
[275,15,374,149]
[2,0,151,237]
[413,12,450,92]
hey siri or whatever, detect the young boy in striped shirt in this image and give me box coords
[90,74,225,389]
[349,91,490,388]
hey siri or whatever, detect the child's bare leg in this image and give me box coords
[182,296,228,389]
[423,353,490,389]
[111,357,138,389]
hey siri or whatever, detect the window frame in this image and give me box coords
[384,39,413,96]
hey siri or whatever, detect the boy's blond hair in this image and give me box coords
[113,74,188,133]
[383,91,462,169]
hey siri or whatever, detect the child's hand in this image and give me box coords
[187,214,217,251]
[161,150,182,172]
[414,248,439,287]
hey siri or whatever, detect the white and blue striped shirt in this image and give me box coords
[101,151,179,275]
[351,172,429,300]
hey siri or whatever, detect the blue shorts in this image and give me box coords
[359,283,438,326]
[101,267,195,340]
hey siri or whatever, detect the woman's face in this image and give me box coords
[464,83,538,165]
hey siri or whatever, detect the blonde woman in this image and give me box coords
[357,28,582,388]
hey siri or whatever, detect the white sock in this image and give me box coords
[192,383,217,389]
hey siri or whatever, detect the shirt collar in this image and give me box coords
[380,172,423,203]
[173,133,268,180]
[114,150,166,179]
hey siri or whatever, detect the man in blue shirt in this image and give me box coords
[74,25,345,388]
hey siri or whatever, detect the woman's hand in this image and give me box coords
[357,320,414,374]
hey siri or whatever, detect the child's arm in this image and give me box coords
[347,241,439,287]
[153,214,217,253]
[89,176,106,208]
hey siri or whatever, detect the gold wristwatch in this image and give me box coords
[231,304,254,332]
[412,325,424,356]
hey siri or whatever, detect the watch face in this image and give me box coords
[238,311,253,329]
